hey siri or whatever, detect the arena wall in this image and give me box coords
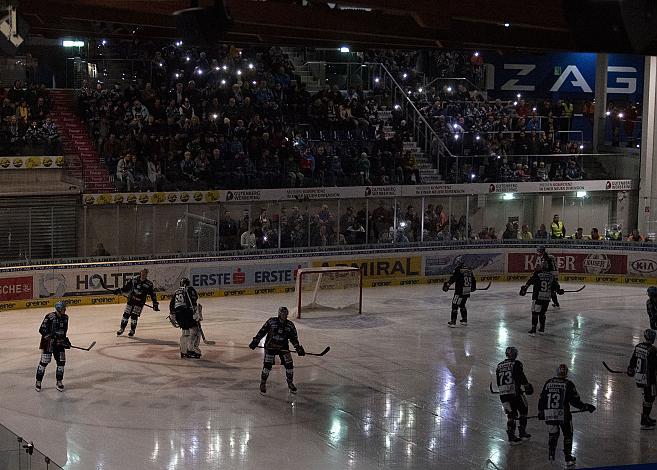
[0,243,655,311]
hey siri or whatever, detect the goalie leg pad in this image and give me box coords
[180,329,190,354]
[189,326,201,354]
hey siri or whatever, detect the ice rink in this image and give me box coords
[0,282,655,470]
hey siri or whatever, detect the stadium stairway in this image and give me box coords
[49,89,114,193]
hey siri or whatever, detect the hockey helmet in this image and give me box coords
[648,286,657,297]
[556,363,568,378]
[454,256,465,267]
[645,329,657,344]
[54,301,66,313]
[505,346,518,360]
[180,277,190,287]
[278,306,289,318]
[536,245,546,254]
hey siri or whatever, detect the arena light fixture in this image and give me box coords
[606,111,611,116]
[236,69,242,75]
[62,40,84,47]
[502,193,514,200]
[503,22,511,28]
[340,46,350,53]
[577,191,587,198]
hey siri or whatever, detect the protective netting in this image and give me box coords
[295,267,362,318]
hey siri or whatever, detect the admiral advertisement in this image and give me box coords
[313,256,421,287]
[507,252,627,275]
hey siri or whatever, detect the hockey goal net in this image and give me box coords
[294,266,363,319]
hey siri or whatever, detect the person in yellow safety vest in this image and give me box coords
[550,214,565,239]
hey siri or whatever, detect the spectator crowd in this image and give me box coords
[0,81,61,155]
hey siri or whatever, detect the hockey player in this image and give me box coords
[647,287,657,330]
[536,245,560,308]
[35,301,71,392]
[627,329,657,429]
[519,263,564,336]
[442,256,476,327]
[248,306,305,394]
[169,277,202,359]
[538,364,595,466]
[115,268,159,337]
[496,346,534,444]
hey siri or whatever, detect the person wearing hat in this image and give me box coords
[35,301,71,392]
[550,214,565,239]
[647,287,657,330]
[627,329,657,429]
[538,364,596,466]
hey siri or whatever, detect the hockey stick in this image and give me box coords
[70,341,96,351]
[447,282,491,292]
[516,409,587,421]
[602,361,625,374]
[523,285,586,295]
[198,323,215,345]
[256,345,331,356]
[489,382,499,394]
[91,276,155,309]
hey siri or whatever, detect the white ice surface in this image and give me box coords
[0,283,655,470]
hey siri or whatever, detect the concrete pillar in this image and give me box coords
[638,56,657,234]
[592,54,608,152]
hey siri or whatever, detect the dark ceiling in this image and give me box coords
[17,0,654,54]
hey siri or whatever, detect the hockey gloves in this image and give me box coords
[442,283,450,292]
[585,404,596,413]
[519,286,528,296]
[152,302,160,311]
[62,337,72,349]
[296,345,306,356]
[558,289,565,295]
[627,365,636,377]
[523,383,534,396]
[248,339,259,350]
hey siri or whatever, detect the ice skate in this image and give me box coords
[288,382,297,393]
[528,328,536,336]
[116,328,124,336]
[35,380,42,392]
[565,455,576,467]
[507,435,522,445]
[519,431,532,440]
[459,320,467,326]
[128,329,135,337]
[259,381,267,394]
[447,321,456,328]
[56,381,64,392]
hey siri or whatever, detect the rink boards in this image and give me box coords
[0,243,655,311]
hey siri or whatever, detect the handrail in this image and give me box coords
[377,62,454,158]
[424,75,484,95]
[2,238,655,270]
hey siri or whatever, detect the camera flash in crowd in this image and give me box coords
[185,56,190,62]
[248,63,254,69]
[447,86,452,92]
[402,73,407,79]
[374,77,380,83]
[237,70,242,76]
[220,79,226,85]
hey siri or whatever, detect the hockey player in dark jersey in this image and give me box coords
[115,268,159,337]
[249,306,305,394]
[627,329,657,429]
[647,287,657,330]
[538,364,595,466]
[536,245,560,308]
[496,346,534,444]
[442,256,477,327]
[35,301,71,392]
[169,277,202,358]
[519,263,563,336]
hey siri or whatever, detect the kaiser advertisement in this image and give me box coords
[508,252,627,275]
